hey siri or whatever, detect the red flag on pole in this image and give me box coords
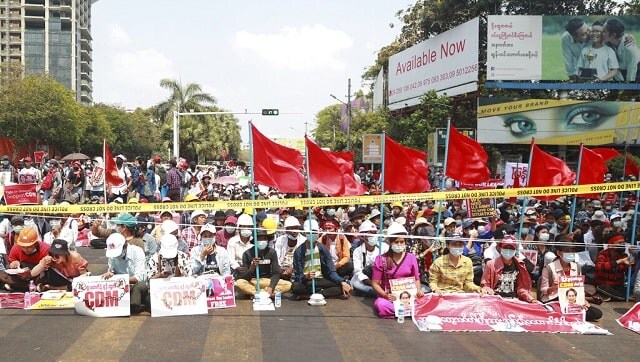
[528,144,576,188]
[104,140,124,187]
[624,155,640,178]
[445,125,490,184]
[579,146,608,198]
[305,136,345,196]
[250,124,305,193]
[327,150,367,196]
[383,135,430,193]
[591,148,620,163]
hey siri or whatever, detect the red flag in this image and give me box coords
[579,146,608,198]
[104,140,124,187]
[250,124,304,193]
[327,150,367,196]
[624,155,640,178]
[445,125,490,184]
[383,136,430,193]
[305,136,345,196]
[508,169,521,203]
[528,144,576,188]
[591,148,620,162]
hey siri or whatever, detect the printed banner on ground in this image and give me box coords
[72,275,131,317]
[199,274,236,309]
[3,183,38,205]
[616,302,640,334]
[149,277,208,317]
[413,293,610,334]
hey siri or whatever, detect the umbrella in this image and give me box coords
[213,176,238,185]
[61,153,90,162]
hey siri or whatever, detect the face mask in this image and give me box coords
[202,238,215,246]
[307,234,318,243]
[367,236,379,247]
[539,233,550,241]
[391,244,405,253]
[562,252,575,263]
[257,240,269,250]
[468,229,478,237]
[225,226,236,234]
[501,248,516,259]
[348,206,356,213]
[326,209,336,217]
[2,160,8,166]
[287,233,297,241]
[13,226,23,233]
[477,225,486,234]
[455,220,462,226]
[449,247,464,257]
[613,221,622,228]
[240,229,252,238]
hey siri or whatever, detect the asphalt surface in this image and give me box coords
[0,247,638,362]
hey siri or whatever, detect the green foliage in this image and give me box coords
[608,154,640,180]
[0,75,84,155]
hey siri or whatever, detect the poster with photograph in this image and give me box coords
[390,277,417,317]
[559,275,586,315]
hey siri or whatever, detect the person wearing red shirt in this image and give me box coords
[595,232,632,301]
[3,227,50,291]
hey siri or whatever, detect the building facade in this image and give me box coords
[0,0,95,104]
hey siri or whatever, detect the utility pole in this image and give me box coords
[347,78,352,151]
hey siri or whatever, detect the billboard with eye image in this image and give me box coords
[477,98,640,145]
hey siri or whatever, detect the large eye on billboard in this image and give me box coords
[487,15,640,85]
[477,98,640,145]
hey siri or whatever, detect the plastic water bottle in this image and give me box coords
[29,280,36,293]
[23,292,31,309]
[397,302,405,324]
[274,288,282,308]
[254,294,260,305]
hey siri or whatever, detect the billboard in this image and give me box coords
[388,17,478,109]
[487,15,640,83]
[362,134,383,163]
[477,98,640,145]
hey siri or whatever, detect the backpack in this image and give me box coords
[41,170,56,190]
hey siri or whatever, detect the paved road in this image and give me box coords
[1,247,638,361]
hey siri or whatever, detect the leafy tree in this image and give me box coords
[153,79,217,125]
[0,74,85,157]
[79,106,113,157]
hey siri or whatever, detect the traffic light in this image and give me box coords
[261,109,279,116]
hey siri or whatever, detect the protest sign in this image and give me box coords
[4,183,38,205]
[34,151,46,163]
[72,275,131,317]
[465,198,496,218]
[413,293,610,334]
[390,277,416,318]
[559,276,586,315]
[199,274,236,309]
[617,302,640,335]
[150,277,208,317]
[89,166,105,187]
[27,292,75,310]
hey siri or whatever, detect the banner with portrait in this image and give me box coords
[198,274,237,309]
[478,98,640,145]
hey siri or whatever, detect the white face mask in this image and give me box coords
[468,229,478,237]
[257,240,269,250]
[367,236,379,247]
[202,237,215,246]
[449,247,464,257]
[391,244,405,253]
[225,226,236,234]
[613,221,622,228]
[240,229,252,238]
[539,233,550,241]
[477,225,486,234]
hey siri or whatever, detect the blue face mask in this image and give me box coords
[307,234,318,243]
[562,252,575,263]
[449,247,464,257]
[501,248,516,260]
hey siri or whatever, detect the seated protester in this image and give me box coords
[461,219,483,285]
[43,217,63,245]
[429,235,485,295]
[59,213,79,251]
[30,239,88,291]
[236,228,292,298]
[160,219,188,253]
[480,236,536,303]
[215,215,238,249]
[92,213,144,251]
[226,214,254,279]
[409,217,435,293]
[151,210,175,244]
[371,223,424,318]
[181,209,207,250]
[191,224,231,276]
[292,219,352,299]
[352,219,389,297]
[135,215,158,266]
[529,224,557,283]
[595,232,631,301]
[318,220,353,278]
[148,234,192,279]
[540,243,603,322]
[2,227,50,291]
[274,216,305,280]
[102,233,148,314]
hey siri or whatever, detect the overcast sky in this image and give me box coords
[91,0,412,143]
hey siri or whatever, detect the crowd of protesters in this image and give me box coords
[0,154,638,319]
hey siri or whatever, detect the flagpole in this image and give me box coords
[621,142,628,202]
[569,143,584,233]
[304,136,316,295]
[435,118,451,241]
[626,168,640,302]
[378,132,386,255]
[517,138,535,251]
[248,121,261,298]
[103,139,107,204]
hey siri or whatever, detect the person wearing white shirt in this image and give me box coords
[226,214,254,278]
[274,216,305,280]
[351,220,389,297]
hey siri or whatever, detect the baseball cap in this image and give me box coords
[413,217,430,229]
[160,234,179,259]
[500,235,517,249]
[224,216,238,225]
[105,233,126,258]
[461,219,474,230]
[443,217,456,226]
[609,213,622,221]
[237,214,253,226]
[161,220,179,234]
[199,224,217,237]
[112,213,137,228]
[284,216,300,228]
[16,227,38,247]
[49,239,70,256]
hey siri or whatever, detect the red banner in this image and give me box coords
[3,183,38,205]
[412,293,610,334]
[617,302,640,334]
[34,151,45,163]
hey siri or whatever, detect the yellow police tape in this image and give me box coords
[0,181,638,214]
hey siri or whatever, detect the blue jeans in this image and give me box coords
[350,277,377,297]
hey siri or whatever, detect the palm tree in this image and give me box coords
[154,78,217,125]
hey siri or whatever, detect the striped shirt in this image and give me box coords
[429,254,481,293]
[304,246,323,279]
